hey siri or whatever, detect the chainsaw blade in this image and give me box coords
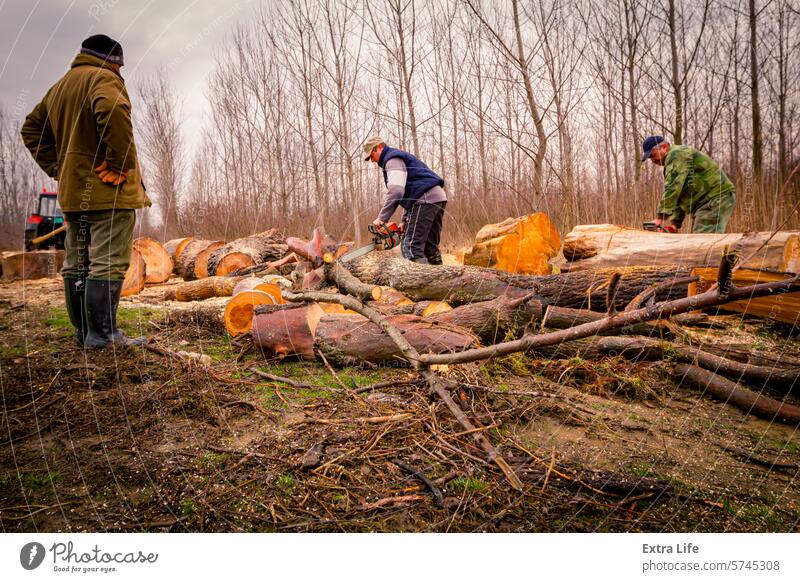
[339,243,377,263]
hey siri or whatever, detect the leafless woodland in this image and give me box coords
[2,0,799,248]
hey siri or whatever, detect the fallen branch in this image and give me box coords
[674,364,800,426]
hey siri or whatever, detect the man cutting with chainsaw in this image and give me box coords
[364,136,447,264]
[642,135,736,233]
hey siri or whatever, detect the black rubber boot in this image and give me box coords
[63,276,87,345]
[84,279,143,348]
[411,257,429,264]
[426,253,443,265]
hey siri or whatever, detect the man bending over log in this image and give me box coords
[642,135,736,234]
[364,135,447,265]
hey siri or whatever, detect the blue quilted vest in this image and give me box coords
[378,146,444,210]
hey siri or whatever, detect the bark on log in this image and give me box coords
[462,212,561,275]
[324,262,381,301]
[674,364,800,426]
[132,237,173,283]
[430,294,542,342]
[345,252,691,310]
[193,241,226,279]
[163,237,193,264]
[173,276,239,302]
[313,314,479,366]
[542,306,669,338]
[1,250,64,281]
[121,248,146,297]
[599,336,800,391]
[689,267,800,324]
[176,239,224,281]
[251,304,326,360]
[562,224,800,272]
[208,230,287,276]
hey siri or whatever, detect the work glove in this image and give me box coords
[652,218,677,233]
[94,161,128,186]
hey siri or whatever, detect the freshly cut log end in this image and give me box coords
[463,212,561,275]
[252,304,325,360]
[1,250,64,281]
[132,237,173,283]
[562,224,800,272]
[207,230,287,276]
[193,241,225,279]
[225,290,281,336]
[688,267,800,324]
[377,287,413,306]
[174,276,238,301]
[233,277,286,304]
[177,239,223,281]
[416,301,453,317]
[163,237,193,264]
[122,248,146,297]
[782,235,800,273]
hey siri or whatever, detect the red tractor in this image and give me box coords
[25,189,65,251]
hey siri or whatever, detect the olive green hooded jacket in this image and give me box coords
[20,53,150,212]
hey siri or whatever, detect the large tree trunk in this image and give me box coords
[207,230,287,276]
[1,250,64,281]
[252,306,479,365]
[345,252,691,311]
[462,212,561,275]
[132,237,173,283]
[689,267,800,324]
[176,239,224,281]
[561,225,800,272]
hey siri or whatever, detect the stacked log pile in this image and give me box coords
[142,219,800,488]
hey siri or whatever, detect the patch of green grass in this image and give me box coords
[728,502,783,528]
[275,472,296,496]
[0,344,27,357]
[45,306,71,329]
[179,498,196,516]
[449,477,487,493]
[22,471,61,489]
[628,462,655,478]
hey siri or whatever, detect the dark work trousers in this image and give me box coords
[401,201,446,264]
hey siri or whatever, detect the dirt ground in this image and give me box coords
[1,276,799,532]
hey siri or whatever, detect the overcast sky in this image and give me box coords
[0,0,255,154]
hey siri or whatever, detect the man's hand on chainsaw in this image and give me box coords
[94,161,128,186]
[646,217,677,233]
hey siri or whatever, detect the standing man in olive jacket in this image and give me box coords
[21,35,150,348]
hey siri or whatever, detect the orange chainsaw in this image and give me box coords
[340,222,402,262]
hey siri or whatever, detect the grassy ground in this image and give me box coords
[1,278,799,532]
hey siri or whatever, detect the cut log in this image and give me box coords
[345,252,691,310]
[675,364,800,427]
[463,212,561,275]
[377,287,414,306]
[207,230,287,276]
[542,306,670,338]
[688,267,800,324]
[232,276,286,304]
[132,237,173,283]
[1,250,64,281]
[430,294,543,342]
[313,314,479,366]
[122,248,146,297]
[414,301,453,317]
[193,241,226,279]
[225,290,283,336]
[176,239,224,281]
[324,262,381,301]
[163,237,193,264]
[252,304,325,360]
[173,276,239,301]
[561,224,800,272]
